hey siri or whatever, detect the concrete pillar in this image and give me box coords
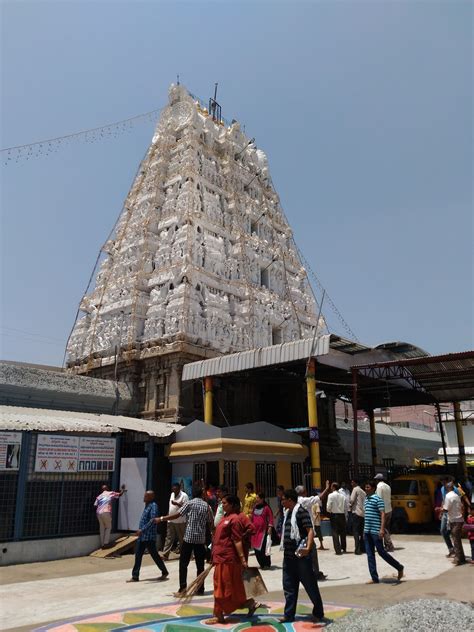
[167,362,181,415]
[147,370,157,413]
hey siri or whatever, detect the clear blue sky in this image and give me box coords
[1,1,472,366]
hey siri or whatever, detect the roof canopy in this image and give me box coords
[0,405,183,438]
[182,335,474,410]
[175,419,302,444]
[169,420,306,459]
[182,334,397,381]
[353,350,474,409]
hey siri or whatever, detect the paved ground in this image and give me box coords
[0,535,472,631]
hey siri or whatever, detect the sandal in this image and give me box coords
[204,617,226,625]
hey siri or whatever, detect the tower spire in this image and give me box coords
[209,82,221,124]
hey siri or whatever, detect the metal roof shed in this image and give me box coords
[351,351,474,476]
[182,336,474,479]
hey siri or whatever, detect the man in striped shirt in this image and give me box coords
[94,485,124,547]
[364,480,404,584]
[158,484,214,596]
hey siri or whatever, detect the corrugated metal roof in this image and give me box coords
[0,406,183,437]
[0,406,119,434]
[354,350,474,405]
[407,353,474,402]
[329,336,373,355]
[182,335,332,381]
[374,341,430,359]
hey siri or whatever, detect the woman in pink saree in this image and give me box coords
[251,492,274,569]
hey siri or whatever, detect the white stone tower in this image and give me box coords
[67,84,323,420]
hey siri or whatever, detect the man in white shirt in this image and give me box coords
[339,481,351,536]
[295,481,331,518]
[326,482,347,554]
[338,482,351,516]
[443,481,466,565]
[350,479,366,554]
[375,473,394,552]
[161,483,189,560]
[295,482,331,579]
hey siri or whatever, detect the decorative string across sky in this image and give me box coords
[1,90,230,166]
[1,107,164,165]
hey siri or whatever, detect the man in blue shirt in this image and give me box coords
[364,480,404,584]
[127,490,169,582]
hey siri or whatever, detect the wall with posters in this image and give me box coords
[171,462,193,498]
[0,432,119,547]
[0,432,22,470]
[0,427,173,564]
[34,435,116,473]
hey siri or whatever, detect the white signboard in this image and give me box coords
[35,435,116,473]
[35,435,79,472]
[0,432,22,470]
[78,437,116,472]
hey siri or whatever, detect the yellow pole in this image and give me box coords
[453,402,467,479]
[204,377,213,425]
[306,358,322,489]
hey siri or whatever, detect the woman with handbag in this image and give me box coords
[251,492,274,569]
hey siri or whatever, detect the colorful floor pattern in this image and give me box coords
[35,600,354,631]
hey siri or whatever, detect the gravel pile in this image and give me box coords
[328,599,474,631]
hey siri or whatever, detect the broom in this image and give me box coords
[175,563,214,603]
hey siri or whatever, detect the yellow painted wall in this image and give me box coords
[238,460,254,499]
[236,459,296,498]
[277,461,292,489]
[170,455,304,500]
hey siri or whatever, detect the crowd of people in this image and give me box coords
[94,472,473,626]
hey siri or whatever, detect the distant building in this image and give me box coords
[334,401,448,433]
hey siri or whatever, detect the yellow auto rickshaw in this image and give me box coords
[390,473,440,532]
